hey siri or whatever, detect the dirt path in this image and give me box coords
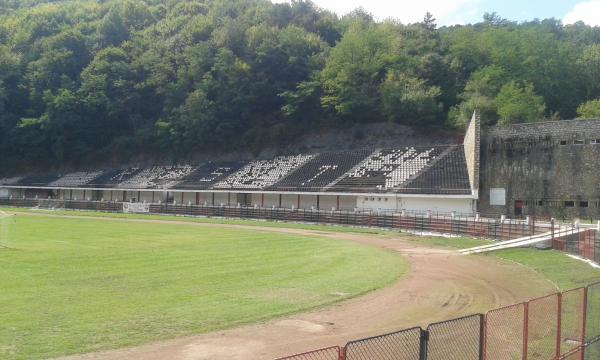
[18,212,557,360]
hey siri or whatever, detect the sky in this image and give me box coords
[272,0,600,26]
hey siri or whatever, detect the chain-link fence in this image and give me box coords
[344,327,421,360]
[585,337,600,360]
[561,288,586,357]
[263,282,600,360]
[484,303,525,360]
[587,282,600,342]
[274,346,341,360]
[426,314,483,360]
[527,294,560,360]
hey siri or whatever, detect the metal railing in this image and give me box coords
[275,282,600,360]
[0,198,549,241]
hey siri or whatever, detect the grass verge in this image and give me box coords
[0,214,406,360]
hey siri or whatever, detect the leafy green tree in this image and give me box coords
[577,45,600,100]
[577,99,600,119]
[320,21,401,121]
[495,81,546,125]
[0,0,599,171]
[381,71,441,125]
[450,65,506,128]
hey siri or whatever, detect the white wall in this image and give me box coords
[339,195,357,210]
[300,195,318,209]
[71,189,85,200]
[358,195,474,214]
[214,192,230,206]
[400,197,474,214]
[358,195,399,211]
[139,191,155,203]
[0,188,8,198]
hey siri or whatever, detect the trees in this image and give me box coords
[0,0,598,171]
[495,81,546,125]
[577,99,600,119]
[381,72,441,125]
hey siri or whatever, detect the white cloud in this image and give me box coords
[563,0,600,26]
[272,0,481,26]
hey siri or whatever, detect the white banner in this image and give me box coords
[123,202,150,213]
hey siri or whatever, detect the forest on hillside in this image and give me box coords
[0,0,599,170]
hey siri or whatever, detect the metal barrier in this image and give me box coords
[426,314,483,360]
[344,327,422,360]
[586,282,600,342]
[553,229,600,265]
[560,288,586,357]
[0,198,551,241]
[274,346,341,360]
[584,337,600,360]
[484,303,525,360]
[276,283,600,360]
[527,294,559,360]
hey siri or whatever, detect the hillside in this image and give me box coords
[0,0,598,172]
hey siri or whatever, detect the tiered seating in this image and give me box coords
[214,155,314,189]
[270,150,372,191]
[85,168,142,188]
[48,171,104,187]
[118,166,194,189]
[15,174,60,186]
[173,162,243,190]
[0,147,472,194]
[0,177,23,185]
[329,147,444,192]
[398,146,471,194]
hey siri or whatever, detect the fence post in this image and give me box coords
[339,346,346,360]
[556,292,562,359]
[580,286,588,360]
[419,329,429,360]
[480,314,486,360]
[523,301,529,360]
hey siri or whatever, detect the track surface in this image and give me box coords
[28,213,557,360]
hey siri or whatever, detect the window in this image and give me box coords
[536,200,544,206]
[591,139,600,145]
[580,201,589,208]
[547,200,562,207]
[560,140,568,146]
[565,201,575,208]
[574,139,584,145]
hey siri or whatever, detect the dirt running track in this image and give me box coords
[24,213,558,360]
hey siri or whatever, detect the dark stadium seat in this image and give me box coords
[172,162,245,190]
[396,146,471,195]
[269,149,372,192]
[85,168,143,188]
[213,155,314,190]
[117,166,195,189]
[328,146,447,192]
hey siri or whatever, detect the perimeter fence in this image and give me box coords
[275,282,600,360]
[553,228,600,264]
[0,198,548,240]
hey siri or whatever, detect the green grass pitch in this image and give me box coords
[0,214,406,360]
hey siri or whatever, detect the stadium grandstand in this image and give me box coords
[0,114,480,214]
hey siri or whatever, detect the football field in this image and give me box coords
[0,213,406,360]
